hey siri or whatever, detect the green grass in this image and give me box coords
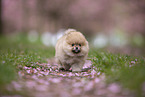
[90,51,145,96]
[0,35,145,96]
[0,35,55,94]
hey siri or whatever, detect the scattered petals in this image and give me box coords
[72,88,82,95]
[84,81,94,91]
[95,78,100,83]
[68,72,74,77]
[5,60,130,97]
[2,61,5,63]
[26,70,31,74]
[51,78,61,83]
[131,61,135,64]
[35,85,48,92]
[108,83,121,93]
[11,81,22,91]
[75,73,80,76]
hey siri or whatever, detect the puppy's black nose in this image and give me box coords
[72,47,81,54]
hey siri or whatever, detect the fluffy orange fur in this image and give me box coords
[55,29,89,72]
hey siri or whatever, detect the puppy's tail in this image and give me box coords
[64,29,77,35]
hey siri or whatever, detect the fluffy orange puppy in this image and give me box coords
[55,29,89,72]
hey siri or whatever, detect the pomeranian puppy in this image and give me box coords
[55,29,89,72]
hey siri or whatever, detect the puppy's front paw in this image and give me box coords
[72,64,83,72]
[72,68,82,72]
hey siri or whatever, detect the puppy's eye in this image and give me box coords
[79,44,81,46]
[72,44,74,46]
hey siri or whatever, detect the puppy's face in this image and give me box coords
[71,43,81,54]
[63,32,89,56]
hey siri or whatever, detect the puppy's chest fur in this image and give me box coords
[63,55,84,65]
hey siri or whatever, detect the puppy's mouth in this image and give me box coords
[72,45,81,54]
[72,49,81,54]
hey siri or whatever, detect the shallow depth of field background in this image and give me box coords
[0,0,145,56]
[0,0,145,97]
